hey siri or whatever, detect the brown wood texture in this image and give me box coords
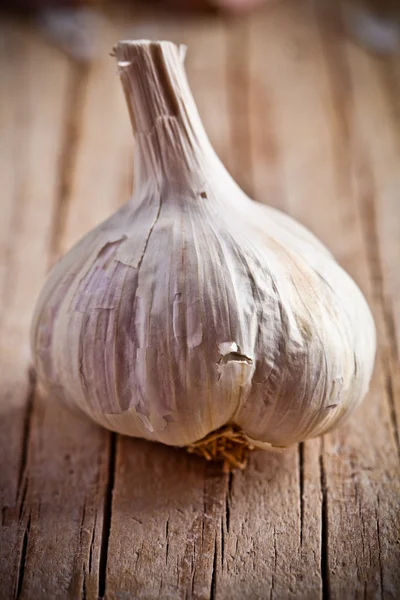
[0,2,399,599]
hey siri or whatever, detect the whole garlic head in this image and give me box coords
[31,40,376,451]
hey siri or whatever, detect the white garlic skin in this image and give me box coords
[31,40,376,450]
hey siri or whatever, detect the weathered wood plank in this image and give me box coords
[0,23,73,598]
[0,19,132,600]
[245,2,400,598]
[322,9,400,597]
[313,4,400,597]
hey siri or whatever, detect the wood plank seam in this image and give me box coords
[319,446,329,600]
[298,442,305,548]
[16,367,36,507]
[98,432,116,599]
[375,494,385,600]
[15,514,30,600]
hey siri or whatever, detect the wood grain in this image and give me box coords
[0,23,73,598]
[0,2,399,599]
[247,3,400,598]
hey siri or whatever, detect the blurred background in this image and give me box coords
[1,0,399,205]
[2,0,400,61]
[1,0,399,242]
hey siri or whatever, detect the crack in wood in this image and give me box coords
[201,511,205,548]
[298,443,305,548]
[375,494,384,600]
[79,499,87,543]
[16,367,36,506]
[165,518,169,565]
[17,478,28,523]
[270,526,277,600]
[225,470,233,535]
[79,498,88,600]
[319,445,330,600]
[221,469,233,572]
[15,514,30,600]
[82,566,87,600]
[210,536,217,600]
[88,516,96,575]
[190,551,196,600]
[220,516,225,569]
[98,432,116,599]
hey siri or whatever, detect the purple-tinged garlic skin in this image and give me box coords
[31,41,376,449]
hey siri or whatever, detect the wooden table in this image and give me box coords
[1,1,399,598]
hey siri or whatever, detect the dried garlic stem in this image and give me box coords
[114,40,217,193]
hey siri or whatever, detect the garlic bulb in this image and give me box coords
[31,40,376,452]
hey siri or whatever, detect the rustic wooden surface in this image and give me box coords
[1,1,399,599]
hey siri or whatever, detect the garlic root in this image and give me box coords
[187,425,255,472]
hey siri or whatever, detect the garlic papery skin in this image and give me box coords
[31,40,376,450]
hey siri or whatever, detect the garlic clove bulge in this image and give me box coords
[31,40,376,452]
